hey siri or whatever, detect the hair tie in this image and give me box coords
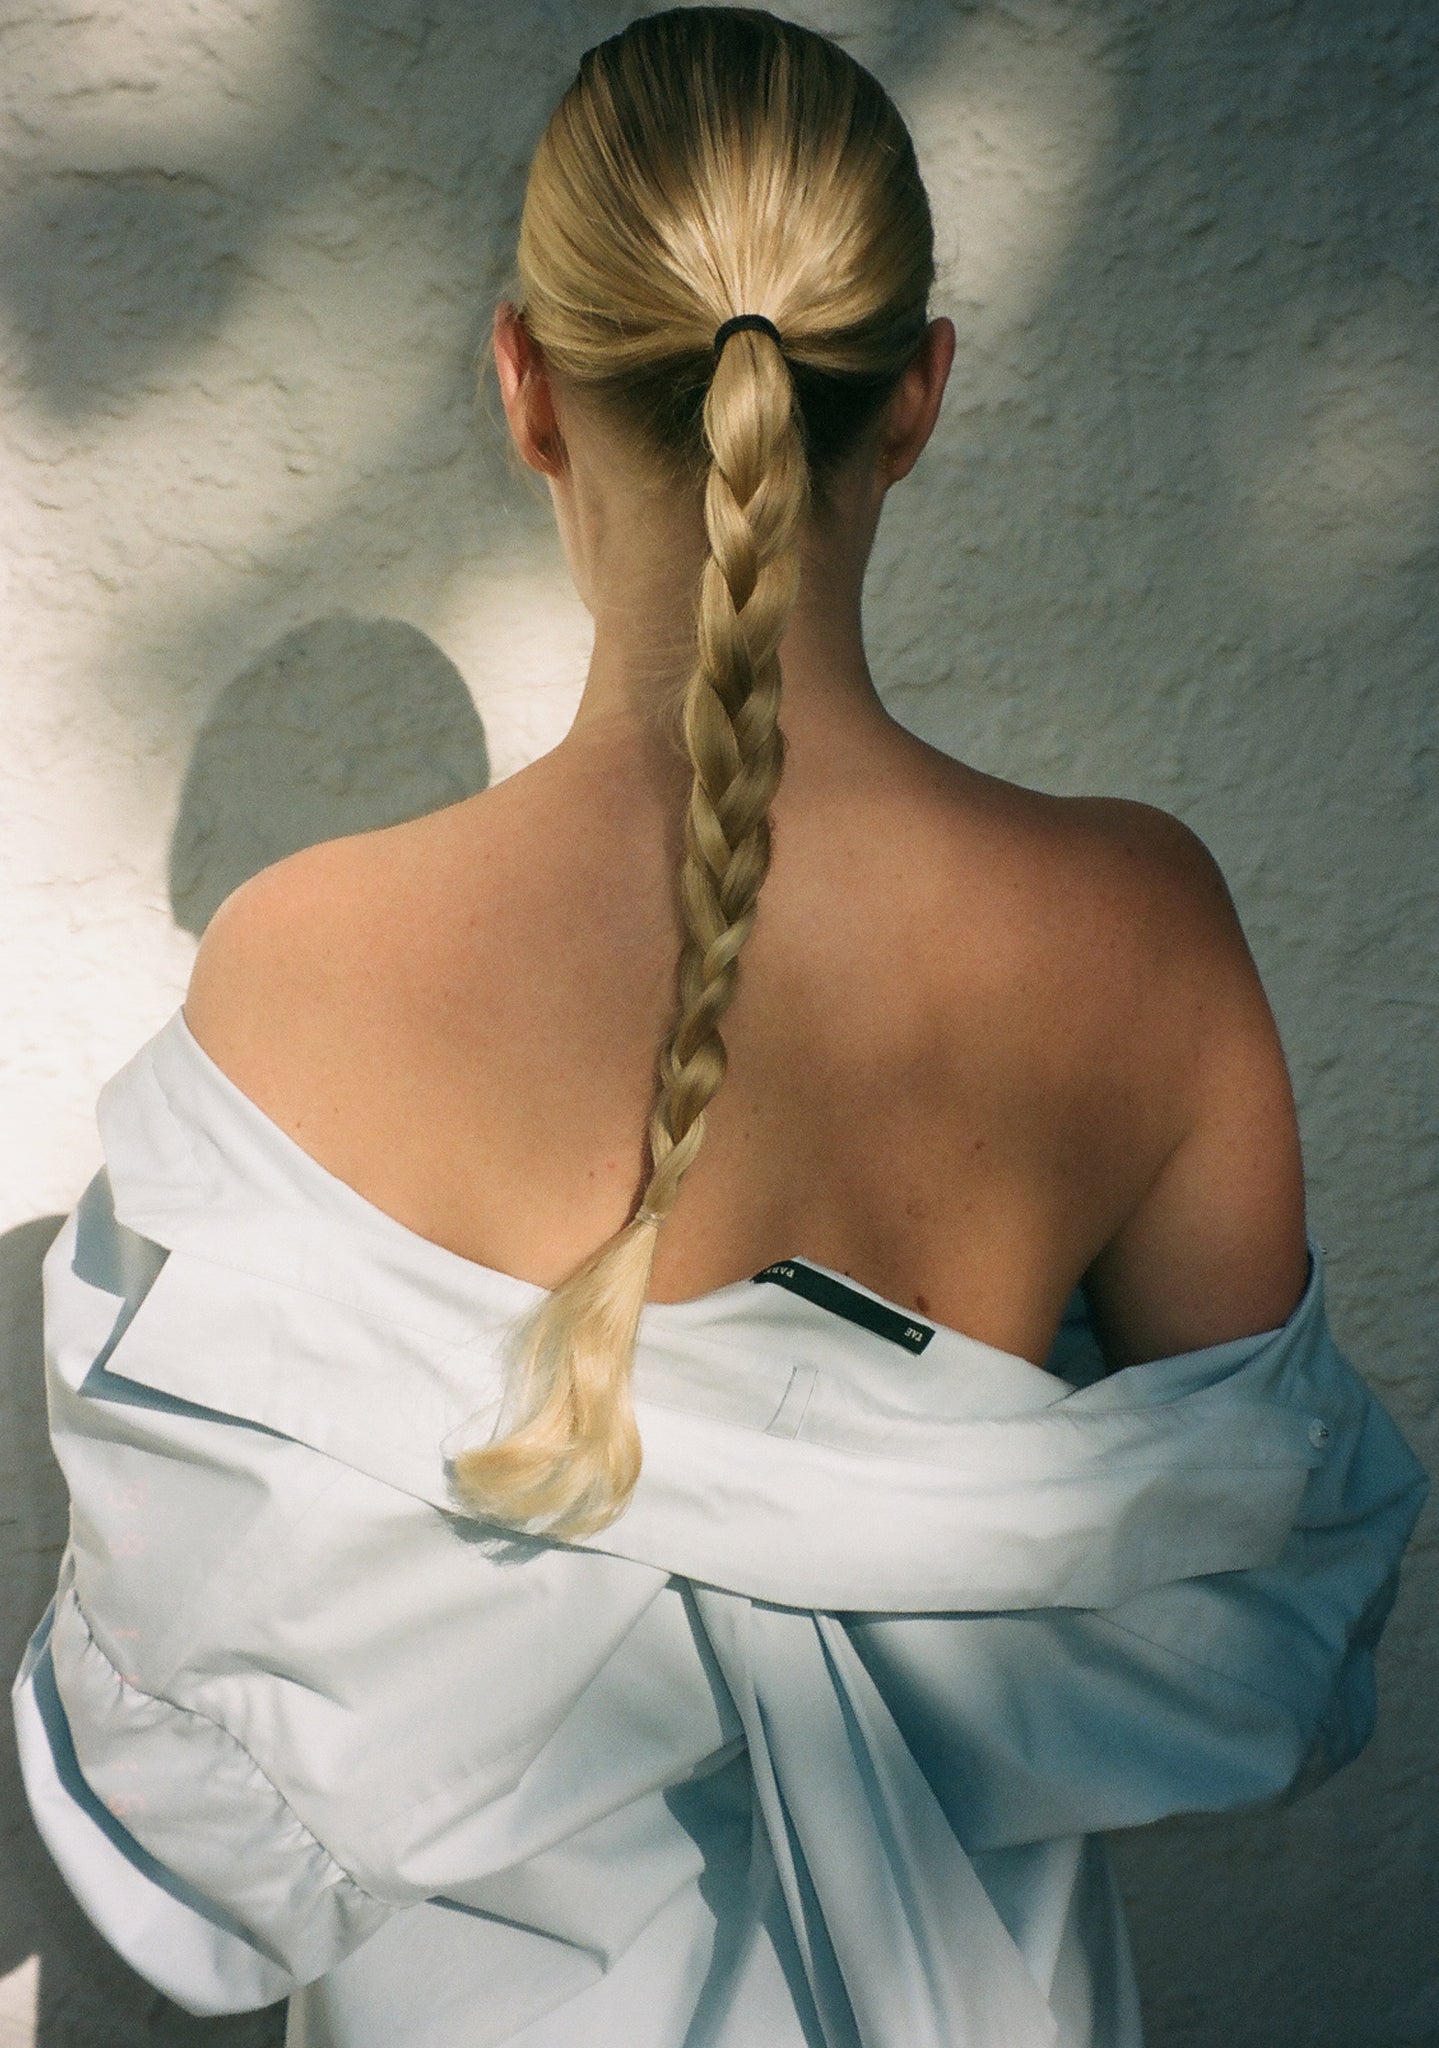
[713,312,783,357]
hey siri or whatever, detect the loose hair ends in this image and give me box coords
[451,1215,659,1537]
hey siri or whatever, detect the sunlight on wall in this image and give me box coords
[1219,291,1439,615]
[902,7,1117,391]
[16,0,312,168]
[434,559,594,783]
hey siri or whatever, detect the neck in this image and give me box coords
[557,468,898,771]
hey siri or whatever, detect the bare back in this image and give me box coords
[185,708,1308,1374]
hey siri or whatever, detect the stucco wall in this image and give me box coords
[1,2,1434,2043]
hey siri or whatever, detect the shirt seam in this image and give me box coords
[1084,1605,1317,1719]
[65,1585,394,1907]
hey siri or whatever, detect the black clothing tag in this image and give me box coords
[751,1259,934,1353]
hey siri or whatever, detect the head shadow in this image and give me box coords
[169,613,490,934]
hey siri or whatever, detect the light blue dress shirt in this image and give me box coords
[12,1011,1429,2048]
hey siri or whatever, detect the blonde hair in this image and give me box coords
[454,8,934,1536]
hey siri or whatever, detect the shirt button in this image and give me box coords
[1308,1418,1331,1448]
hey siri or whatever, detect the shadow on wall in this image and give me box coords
[0,1219,287,2046]
[169,614,491,934]
[1,171,266,423]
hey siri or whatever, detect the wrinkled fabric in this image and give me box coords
[12,1010,1429,2047]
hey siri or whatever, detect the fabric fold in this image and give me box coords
[694,1590,1061,2048]
[10,1008,1429,2045]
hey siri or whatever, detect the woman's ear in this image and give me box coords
[876,316,956,490]
[492,301,566,477]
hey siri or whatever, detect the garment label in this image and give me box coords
[751,1259,934,1353]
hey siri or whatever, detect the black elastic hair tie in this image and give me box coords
[713,313,784,356]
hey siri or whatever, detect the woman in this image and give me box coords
[14,12,1426,2047]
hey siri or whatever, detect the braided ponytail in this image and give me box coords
[453,9,933,1535]
[647,327,807,1227]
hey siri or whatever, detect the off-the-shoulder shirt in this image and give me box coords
[13,1010,1429,2048]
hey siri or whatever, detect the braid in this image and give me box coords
[450,8,934,1537]
[644,330,806,1219]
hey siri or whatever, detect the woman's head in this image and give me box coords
[457,8,941,1537]
[514,5,934,477]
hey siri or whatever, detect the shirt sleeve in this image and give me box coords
[845,1307,1428,1851]
[13,1585,361,2013]
[12,1192,731,2016]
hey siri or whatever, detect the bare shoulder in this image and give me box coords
[1035,793,1307,1361]
[924,766,1309,1360]
[1052,792,1240,921]
[187,836,365,1034]
[1038,791,1255,990]
[183,807,464,1097]
[1035,793,1295,1119]
[922,762,1255,1005]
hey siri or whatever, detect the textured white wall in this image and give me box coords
[2,2,1434,2043]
